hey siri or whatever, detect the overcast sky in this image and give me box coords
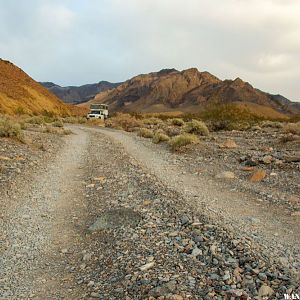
[0,0,299,101]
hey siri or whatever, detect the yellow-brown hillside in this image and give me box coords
[0,59,70,116]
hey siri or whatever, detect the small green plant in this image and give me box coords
[169,118,185,126]
[152,132,169,144]
[184,119,209,136]
[169,133,199,151]
[138,128,154,138]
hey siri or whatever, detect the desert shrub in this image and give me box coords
[279,134,299,144]
[289,114,300,123]
[142,117,162,125]
[0,117,24,142]
[261,120,284,129]
[25,116,46,125]
[138,128,154,138]
[283,122,300,135]
[169,118,185,126]
[52,119,64,128]
[198,104,263,131]
[63,116,87,124]
[164,126,181,137]
[169,133,199,151]
[152,132,169,144]
[105,113,142,131]
[184,119,209,136]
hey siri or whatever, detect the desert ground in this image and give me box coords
[0,119,299,300]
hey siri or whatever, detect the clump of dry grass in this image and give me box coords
[184,119,209,136]
[138,128,154,138]
[169,118,185,126]
[169,133,199,151]
[283,122,300,135]
[142,117,162,126]
[44,126,72,135]
[261,120,284,129]
[0,116,25,142]
[152,131,169,144]
[105,113,142,131]
[63,116,87,124]
[52,119,64,128]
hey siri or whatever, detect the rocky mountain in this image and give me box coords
[41,81,121,104]
[0,59,70,115]
[84,68,299,118]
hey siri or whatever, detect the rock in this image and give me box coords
[88,208,141,231]
[93,176,106,182]
[180,215,190,226]
[83,253,92,261]
[191,246,202,257]
[149,281,176,297]
[61,248,68,254]
[139,261,155,271]
[289,196,300,205]
[258,285,274,298]
[262,155,272,164]
[215,171,235,179]
[241,166,255,171]
[170,295,184,300]
[284,155,300,162]
[90,292,100,298]
[221,139,238,149]
[86,183,95,188]
[249,169,266,182]
[291,211,300,217]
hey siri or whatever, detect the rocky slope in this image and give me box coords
[41,81,121,104]
[0,59,70,116]
[85,68,299,117]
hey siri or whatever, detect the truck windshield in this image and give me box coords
[90,110,101,114]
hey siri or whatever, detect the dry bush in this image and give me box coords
[184,119,209,136]
[44,126,72,135]
[63,116,87,124]
[283,122,300,135]
[164,126,181,137]
[52,119,64,128]
[279,134,299,144]
[105,113,142,131]
[169,133,199,151]
[142,117,162,126]
[0,116,24,142]
[87,119,105,127]
[198,104,263,131]
[169,118,185,126]
[261,120,284,129]
[152,132,169,144]
[25,116,47,125]
[138,128,154,138]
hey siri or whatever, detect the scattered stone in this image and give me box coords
[258,285,274,298]
[215,171,235,179]
[249,169,266,182]
[221,139,238,149]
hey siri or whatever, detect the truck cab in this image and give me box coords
[87,104,109,120]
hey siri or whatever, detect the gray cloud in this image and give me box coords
[0,0,299,101]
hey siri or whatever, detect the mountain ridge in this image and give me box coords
[40,81,122,104]
[82,68,299,118]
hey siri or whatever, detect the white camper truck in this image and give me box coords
[87,104,109,120]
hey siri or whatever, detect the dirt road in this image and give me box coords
[0,126,299,299]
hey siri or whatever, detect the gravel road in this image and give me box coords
[0,126,299,299]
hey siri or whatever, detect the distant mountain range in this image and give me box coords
[80,68,300,118]
[40,81,121,104]
[0,59,70,115]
